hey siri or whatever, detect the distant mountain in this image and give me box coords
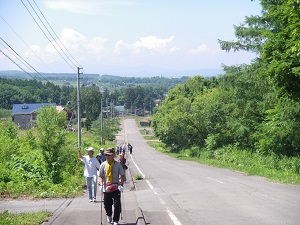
[0,70,100,79]
[97,65,224,78]
[0,68,224,80]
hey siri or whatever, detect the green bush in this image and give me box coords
[0,109,12,118]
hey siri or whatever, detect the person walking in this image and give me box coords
[98,148,125,225]
[121,143,126,155]
[99,148,106,164]
[96,154,102,164]
[119,153,127,182]
[78,147,101,202]
[127,143,133,154]
[118,153,127,172]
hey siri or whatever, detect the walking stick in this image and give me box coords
[100,188,103,225]
[120,191,123,220]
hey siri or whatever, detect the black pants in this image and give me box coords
[104,190,121,222]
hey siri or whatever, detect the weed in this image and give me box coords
[135,174,143,180]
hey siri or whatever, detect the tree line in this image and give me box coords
[0,75,180,130]
[152,0,300,158]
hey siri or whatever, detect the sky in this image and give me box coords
[0,0,262,77]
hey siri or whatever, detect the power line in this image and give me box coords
[25,0,79,69]
[0,49,36,79]
[31,0,82,67]
[0,37,49,81]
[0,41,33,73]
[0,14,55,73]
[21,0,77,72]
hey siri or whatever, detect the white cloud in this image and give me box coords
[44,28,107,56]
[114,35,177,55]
[189,44,209,55]
[24,45,41,59]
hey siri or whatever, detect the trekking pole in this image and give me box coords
[100,187,103,225]
[120,191,123,220]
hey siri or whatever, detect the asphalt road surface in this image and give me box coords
[120,118,300,225]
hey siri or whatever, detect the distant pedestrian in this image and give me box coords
[78,147,100,202]
[99,148,125,225]
[128,143,133,154]
[122,143,126,155]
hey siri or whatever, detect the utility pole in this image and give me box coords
[100,97,103,145]
[111,100,113,118]
[77,67,83,148]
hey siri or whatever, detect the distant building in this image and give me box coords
[114,105,126,116]
[12,103,56,129]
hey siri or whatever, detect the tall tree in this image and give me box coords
[219,0,300,99]
[36,106,67,184]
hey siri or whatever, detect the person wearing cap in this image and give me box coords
[99,148,106,164]
[96,154,101,164]
[78,147,101,202]
[118,153,127,172]
[98,148,125,225]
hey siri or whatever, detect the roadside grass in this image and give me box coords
[135,174,143,180]
[137,121,159,141]
[0,210,52,225]
[140,128,151,135]
[143,135,157,140]
[148,141,300,185]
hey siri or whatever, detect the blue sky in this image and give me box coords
[0,0,262,77]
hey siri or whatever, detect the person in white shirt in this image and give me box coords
[78,147,101,202]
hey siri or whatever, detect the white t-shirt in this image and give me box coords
[81,156,101,177]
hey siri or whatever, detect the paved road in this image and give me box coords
[1,118,300,225]
[123,118,300,225]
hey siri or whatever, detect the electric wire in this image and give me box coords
[0,41,33,73]
[31,0,82,67]
[0,49,36,79]
[0,14,55,73]
[0,37,48,81]
[25,0,79,69]
[20,0,76,72]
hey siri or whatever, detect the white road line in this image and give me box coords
[132,157,183,225]
[129,154,145,178]
[165,207,183,225]
[125,121,182,225]
[207,177,224,184]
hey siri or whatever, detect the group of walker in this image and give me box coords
[78,144,131,225]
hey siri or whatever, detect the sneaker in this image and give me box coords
[93,198,96,202]
[107,216,112,223]
[113,222,118,225]
[89,199,93,202]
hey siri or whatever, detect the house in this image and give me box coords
[12,103,57,129]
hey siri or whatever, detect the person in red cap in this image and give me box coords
[78,147,100,202]
[98,148,125,225]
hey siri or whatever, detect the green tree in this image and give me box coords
[256,97,300,156]
[219,0,300,100]
[152,76,209,151]
[92,117,120,144]
[36,106,67,184]
[80,86,102,128]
